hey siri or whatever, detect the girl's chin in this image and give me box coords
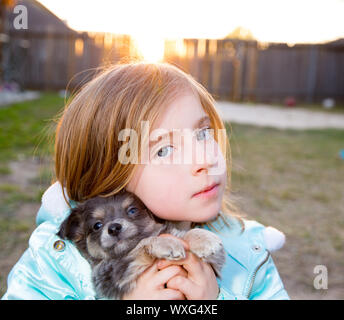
[190,209,221,223]
[153,203,222,223]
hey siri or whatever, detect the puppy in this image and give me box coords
[57,189,225,299]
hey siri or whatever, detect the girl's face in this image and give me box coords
[125,91,227,222]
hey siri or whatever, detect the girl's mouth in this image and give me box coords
[192,183,220,199]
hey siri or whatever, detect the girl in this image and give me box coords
[2,61,289,300]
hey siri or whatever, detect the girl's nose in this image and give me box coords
[191,140,219,176]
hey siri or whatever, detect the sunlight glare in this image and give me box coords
[132,35,165,62]
[39,0,344,45]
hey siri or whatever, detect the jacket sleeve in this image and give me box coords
[2,214,95,300]
[214,218,290,300]
[217,251,289,300]
[2,247,79,300]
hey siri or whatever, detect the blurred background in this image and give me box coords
[0,0,343,299]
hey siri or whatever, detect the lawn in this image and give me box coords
[0,93,343,299]
[228,123,344,299]
[0,93,64,296]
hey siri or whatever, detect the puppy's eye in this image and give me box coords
[127,207,139,216]
[93,222,103,231]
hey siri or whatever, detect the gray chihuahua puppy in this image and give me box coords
[57,189,225,299]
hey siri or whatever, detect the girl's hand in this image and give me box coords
[122,261,188,300]
[157,235,219,300]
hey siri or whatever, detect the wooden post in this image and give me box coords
[246,41,258,102]
[193,39,201,82]
[183,39,191,74]
[212,40,222,99]
[44,30,54,90]
[202,39,210,89]
[67,35,76,88]
[188,39,198,80]
[0,2,4,83]
[306,45,318,103]
[232,41,244,102]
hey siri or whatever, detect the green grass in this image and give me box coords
[228,123,344,299]
[228,123,344,223]
[0,92,65,162]
[0,93,64,295]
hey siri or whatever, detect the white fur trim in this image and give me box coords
[41,181,70,218]
[263,226,286,252]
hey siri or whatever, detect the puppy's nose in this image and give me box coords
[108,223,122,236]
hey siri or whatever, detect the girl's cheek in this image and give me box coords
[149,183,185,220]
[213,142,227,177]
[214,154,227,177]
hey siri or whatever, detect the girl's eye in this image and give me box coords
[196,127,212,141]
[127,207,139,216]
[93,222,103,231]
[156,145,173,158]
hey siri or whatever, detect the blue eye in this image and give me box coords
[156,145,173,158]
[196,127,212,141]
[93,222,103,231]
[127,207,139,216]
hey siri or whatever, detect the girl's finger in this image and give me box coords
[157,258,188,273]
[160,288,186,300]
[142,260,159,276]
[153,265,186,287]
[157,262,188,277]
[158,251,203,277]
[166,275,197,300]
[157,258,177,269]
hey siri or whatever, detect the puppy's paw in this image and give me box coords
[184,229,224,259]
[147,237,186,260]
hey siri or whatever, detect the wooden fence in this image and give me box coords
[164,38,344,104]
[3,32,344,103]
[3,30,139,90]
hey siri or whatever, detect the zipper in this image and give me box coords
[245,250,271,299]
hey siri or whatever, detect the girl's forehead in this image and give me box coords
[151,92,209,131]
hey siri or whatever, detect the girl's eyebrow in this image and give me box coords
[149,131,174,148]
[194,115,211,129]
[149,115,211,148]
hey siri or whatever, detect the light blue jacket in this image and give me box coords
[2,182,289,300]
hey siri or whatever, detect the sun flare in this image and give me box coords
[39,0,344,48]
[132,35,166,62]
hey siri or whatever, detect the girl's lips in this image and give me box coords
[192,183,220,199]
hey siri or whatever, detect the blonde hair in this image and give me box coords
[54,61,243,230]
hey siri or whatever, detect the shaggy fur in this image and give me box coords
[57,189,225,299]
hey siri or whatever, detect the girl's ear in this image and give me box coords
[57,206,85,243]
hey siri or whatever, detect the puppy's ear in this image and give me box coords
[57,206,85,243]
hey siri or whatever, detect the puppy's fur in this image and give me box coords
[57,189,225,299]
